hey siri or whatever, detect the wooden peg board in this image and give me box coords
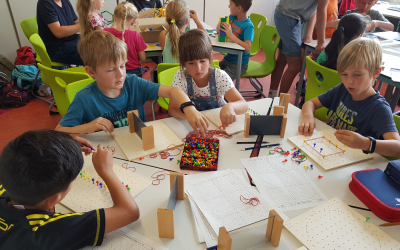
[285,197,400,250]
[288,129,373,170]
[61,164,151,212]
[112,120,183,161]
[201,108,245,135]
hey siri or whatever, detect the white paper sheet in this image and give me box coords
[241,154,328,211]
[185,169,288,235]
[188,196,205,243]
[82,227,169,250]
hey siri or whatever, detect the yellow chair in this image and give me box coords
[37,63,91,116]
[65,78,94,105]
[151,60,220,120]
[21,17,67,68]
[305,56,342,122]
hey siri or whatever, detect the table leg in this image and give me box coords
[235,52,243,90]
[295,47,310,106]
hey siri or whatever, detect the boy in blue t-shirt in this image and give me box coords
[299,37,400,157]
[217,0,254,81]
[0,130,138,249]
[56,31,209,136]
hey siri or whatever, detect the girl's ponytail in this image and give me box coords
[77,0,93,39]
[113,2,139,43]
[165,0,189,61]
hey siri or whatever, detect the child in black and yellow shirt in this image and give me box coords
[0,130,139,249]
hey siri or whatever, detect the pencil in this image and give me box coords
[241,143,280,151]
[380,222,400,226]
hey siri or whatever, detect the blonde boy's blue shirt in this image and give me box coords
[318,83,397,139]
[60,74,160,128]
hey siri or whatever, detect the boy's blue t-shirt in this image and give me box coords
[224,15,254,65]
[318,83,397,139]
[37,0,79,56]
[60,74,160,128]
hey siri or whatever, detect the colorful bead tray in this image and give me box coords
[180,137,219,171]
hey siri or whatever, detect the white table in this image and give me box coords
[373,1,400,20]
[143,19,245,89]
[295,32,400,111]
[56,98,399,249]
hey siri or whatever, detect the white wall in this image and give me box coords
[0,1,20,63]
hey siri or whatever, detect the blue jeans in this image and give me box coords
[274,9,303,57]
[126,68,143,78]
[50,36,84,66]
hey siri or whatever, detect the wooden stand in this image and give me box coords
[127,110,155,151]
[216,209,283,249]
[279,93,290,114]
[157,172,184,239]
[244,106,287,138]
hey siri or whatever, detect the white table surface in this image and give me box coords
[56,98,399,250]
[373,1,400,19]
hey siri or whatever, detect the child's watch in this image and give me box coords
[362,136,376,154]
[180,101,195,113]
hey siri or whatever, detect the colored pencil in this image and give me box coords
[380,222,400,226]
[241,143,280,151]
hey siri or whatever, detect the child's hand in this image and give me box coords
[220,103,236,129]
[298,115,315,136]
[189,10,199,21]
[220,22,233,39]
[216,22,221,35]
[184,106,209,137]
[334,130,371,150]
[142,8,155,17]
[92,144,114,177]
[74,136,94,155]
[86,117,114,134]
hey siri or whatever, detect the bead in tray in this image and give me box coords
[180,137,219,171]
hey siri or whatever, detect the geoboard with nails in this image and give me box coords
[61,164,151,212]
[201,108,246,135]
[112,120,183,161]
[288,129,373,170]
[285,197,400,250]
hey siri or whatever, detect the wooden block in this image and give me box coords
[279,93,290,114]
[273,106,284,115]
[157,208,174,238]
[127,111,135,133]
[170,172,184,200]
[280,115,287,138]
[133,110,139,117]
[142,126,155,151]
[266,209,284,247]
[244,113,250,138]
[217,226,232,250]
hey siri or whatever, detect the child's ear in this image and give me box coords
[373,68,382,78]
[131,19,136,27]
[45,193,62,209]
[85,66,96,79]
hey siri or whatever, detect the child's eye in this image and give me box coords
[354,74,362,77]
[341,73,347,76]
[108,69,114,72]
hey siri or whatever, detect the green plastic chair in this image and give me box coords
[65,78,94,105]
[38,63,91,116]
[151,60,220,120]
[21,18,67,68]
[249,13,267,57]
[305,56,342,122]
[240,25,280,98]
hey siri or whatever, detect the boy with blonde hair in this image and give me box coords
[345,0,394,32]
[56,30,209,136]
[299,37,400,157]
[217,0,254,81]
[0,130,137,249]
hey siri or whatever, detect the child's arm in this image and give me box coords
[139,9,155,18]
[159,85,209,136]
[55,117,115,136]
[190,10,206,33]
[138,51,146,61]
[304,12,316,43]
[220,22,251,52]
[299,97,324,136]
[92,144,139,233]
[372,20,394,31]
[159,30,167,51]
[314,0,329,54]
[220,88,248,128]
[326,19,340,28]
[334,130,400,157]
[48,22,80,38]
[74,136,94,155]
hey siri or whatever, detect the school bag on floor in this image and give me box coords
[11,65,43,90]
[15,46,36,65]
[349,160,400,222]
[0,80,31,108]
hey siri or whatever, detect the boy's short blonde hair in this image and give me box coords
[337,37,382,75]
[77,30,127,71]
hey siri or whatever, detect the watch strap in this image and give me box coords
[180,101,195,113]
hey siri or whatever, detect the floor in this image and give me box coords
[1,50,399,151]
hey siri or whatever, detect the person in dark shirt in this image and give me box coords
[37,0,84,65]
[128,0,163,18]
[0,130,140,249]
